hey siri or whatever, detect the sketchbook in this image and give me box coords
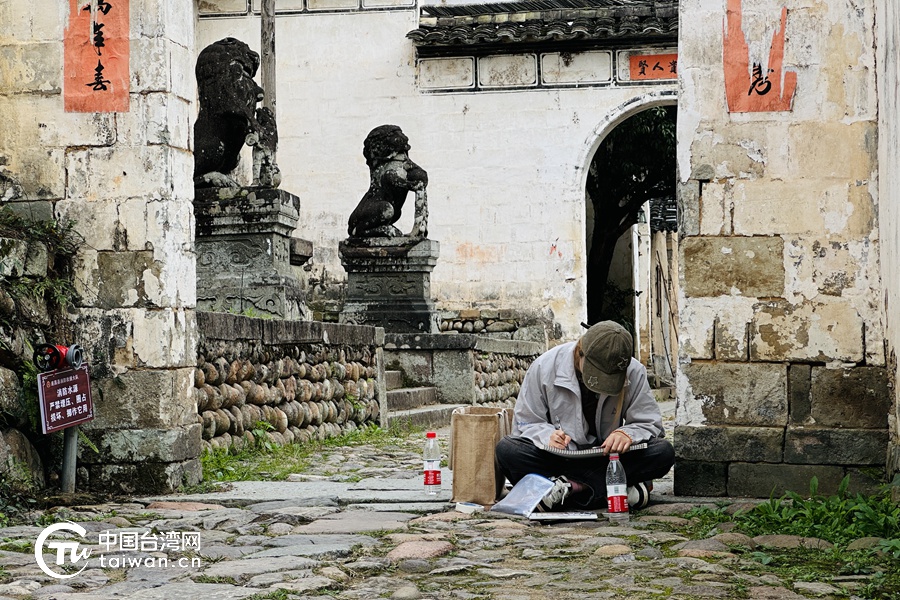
[540,442,648,458]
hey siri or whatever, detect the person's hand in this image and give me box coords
[548,429,571,449]
[600,430,631,454]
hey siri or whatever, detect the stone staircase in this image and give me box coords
[384,369,462,430]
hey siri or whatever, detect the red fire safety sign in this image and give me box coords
[38,365,94,434]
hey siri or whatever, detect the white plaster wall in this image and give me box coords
[676,0,884,421]
[196,11,676,341]
[876,0,900,471]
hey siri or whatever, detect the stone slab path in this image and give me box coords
[0,402,869,599]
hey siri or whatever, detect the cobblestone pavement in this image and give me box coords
[0,409,870,600]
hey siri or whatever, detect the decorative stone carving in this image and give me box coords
[193,38,280,189]
[347,125,428,239]
[194,187,308,319]
[339,238,440,333]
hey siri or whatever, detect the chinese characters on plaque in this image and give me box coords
[629,53,678,81]
[38,365,94,434]
[64,0,129,112]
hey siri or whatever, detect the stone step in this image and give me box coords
[385,370,404,391]
[387,387,438,412]
[387,404,464,430]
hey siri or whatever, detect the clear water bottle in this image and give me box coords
[605,453,630,524]
[423,431,441,495]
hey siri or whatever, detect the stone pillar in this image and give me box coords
[339,238,440,333]
[675,0,887,497]
[0,0,202,493]
[194,187,309,320]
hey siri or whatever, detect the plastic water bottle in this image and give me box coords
[423,431,441,495]
[606,453,630,524]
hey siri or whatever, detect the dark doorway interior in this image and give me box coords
[584,106,677,330]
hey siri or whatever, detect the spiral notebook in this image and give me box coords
[540,442,648,458]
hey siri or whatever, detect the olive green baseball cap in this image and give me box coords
[580,321,634,395]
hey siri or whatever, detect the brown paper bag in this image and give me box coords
[449,406,513,505]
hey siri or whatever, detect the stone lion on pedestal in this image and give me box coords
[193,38,280,189]
[347,125,428,239]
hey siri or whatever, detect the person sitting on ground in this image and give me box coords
[495,320,675,511]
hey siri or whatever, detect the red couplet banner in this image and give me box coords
[64,0,130,112]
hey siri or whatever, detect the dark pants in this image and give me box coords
[495,435,675,509]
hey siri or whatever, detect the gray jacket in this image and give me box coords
[512,341,665,450]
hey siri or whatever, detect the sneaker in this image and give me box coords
[538,476,571,512]
[627,481,652,510]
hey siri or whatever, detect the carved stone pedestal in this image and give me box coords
[194,187,311,320]
[339,237,440,333]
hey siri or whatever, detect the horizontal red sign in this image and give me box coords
[629,54,678,80]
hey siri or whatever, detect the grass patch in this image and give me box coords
[193,575,239,585]
[199,422,424,483]
[678,476,900,600]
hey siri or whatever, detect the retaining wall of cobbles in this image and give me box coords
[195,312,384,454]
[473,352,528,405]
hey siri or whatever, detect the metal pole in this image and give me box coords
[261,0,276,116]
[61,426,78,493]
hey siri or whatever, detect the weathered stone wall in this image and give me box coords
[196,3,678,342]
[676,0,888,496]
[192,312,384,454]
[473,352,531,407]
[0,0,200,493]
[384,333,540,406]
[876,0,900,483]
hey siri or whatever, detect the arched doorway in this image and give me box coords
[584,102,678,387]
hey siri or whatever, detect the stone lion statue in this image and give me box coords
[194,38,279,189]
[347,125,429,239]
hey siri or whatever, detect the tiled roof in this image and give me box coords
[408,0,678,48]
[650,195,677,233]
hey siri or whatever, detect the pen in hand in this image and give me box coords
[551,416,570,449]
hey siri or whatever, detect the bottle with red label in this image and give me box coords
[605,452,630,523]
[423,431,441,495]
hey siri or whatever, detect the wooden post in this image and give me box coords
[261,0,276,116]
[61,426,78,493]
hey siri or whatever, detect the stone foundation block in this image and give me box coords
[80,424,201,464]
[785,428,889,465]
[96,251,154,309]
[844,467,886,495]
[809,366,890,428]
[682,362,787,426]
[727,463,845,498]
[788,121,875,181]
[0,43,60,93]
[679,297,755,361]
[682,236,784,298]
[675,425,784,463]
[432,350,476,404]
[673,461,727,497]
[750,299,864,362]
[87,458,201,495]
[788,364,812,424]
[66,146,190,202]
[89,368,196,429]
